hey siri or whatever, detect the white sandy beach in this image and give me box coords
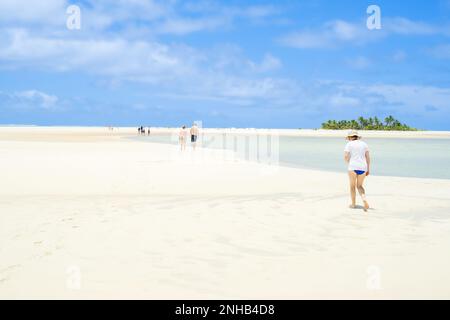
[1,127,450,299]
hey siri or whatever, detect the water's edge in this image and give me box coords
[126,134,450,180]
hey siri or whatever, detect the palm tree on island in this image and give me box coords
[321,116,417,131]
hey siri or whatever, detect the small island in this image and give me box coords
[321,116,418,131]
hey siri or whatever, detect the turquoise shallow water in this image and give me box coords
[130,134,450,180]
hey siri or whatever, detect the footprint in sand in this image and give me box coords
[34,241,43,245]
[157,206,174,210]
[0,264,21,274]
[36,251,53,259]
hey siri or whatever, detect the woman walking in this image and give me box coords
[179,125,187,151]
[344,130,371,212]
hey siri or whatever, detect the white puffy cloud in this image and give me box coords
[15,90,59,109]
[0,26,290,107]
[384,17,438,35]
[251,54,282,73]
[279,18,450,49]
[329,94,361,107]
[0,0,282,36]
[155,16,231,35]
[0,28,199,78]
[279,20,377,49]
[0,0,67,25]
[0,90,59,110]
[330,82,450,116]
[362,84,450,114]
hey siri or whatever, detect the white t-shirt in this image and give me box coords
[344,140,369,171]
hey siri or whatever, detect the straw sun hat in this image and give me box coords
[347,130,361,138]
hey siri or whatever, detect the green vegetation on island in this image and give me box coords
[321,116,418,131]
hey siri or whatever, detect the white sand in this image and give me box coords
[1,127,450,299]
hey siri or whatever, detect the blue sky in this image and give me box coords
[1,0,450,129]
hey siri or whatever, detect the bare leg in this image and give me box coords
[348,171,357,208]
[357,174,370,211]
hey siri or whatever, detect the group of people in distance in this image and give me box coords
[178,123,199,151]
[138,126,150,136]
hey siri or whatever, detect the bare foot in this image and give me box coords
[349,204,356,209]
[363,201,370,212]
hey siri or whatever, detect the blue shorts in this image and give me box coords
[354,170,366,176]
[191,135,197,143]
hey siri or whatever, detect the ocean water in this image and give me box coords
[131,133,450,180]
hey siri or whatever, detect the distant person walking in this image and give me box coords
[147,127,151,136]
[179,125,188,151]
[344,130,371,212]
[190,123,199,150]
